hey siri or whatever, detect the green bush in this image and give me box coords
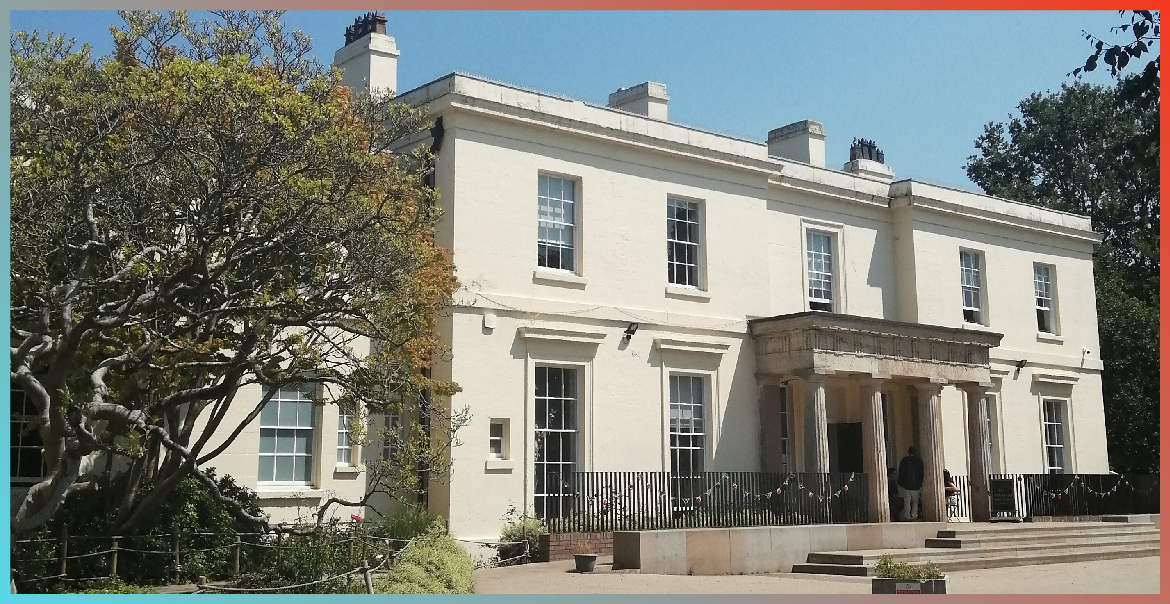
[373,506,436,541]
[376,521,473,594]
[12,469,265,592]
[499,509,546,557]
[69,579,155,594]
[874,555,943,580]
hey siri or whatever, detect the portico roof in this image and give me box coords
[748,312,1004,385]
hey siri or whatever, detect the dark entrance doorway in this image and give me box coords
[828,422,865,474]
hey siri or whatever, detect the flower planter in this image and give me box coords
[573,553,598,573]
[871,577,948,594]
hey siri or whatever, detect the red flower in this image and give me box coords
[350,514,362,522]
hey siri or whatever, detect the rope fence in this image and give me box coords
[11,520,415,594]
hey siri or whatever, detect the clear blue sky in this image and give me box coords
[12,10,1127,191]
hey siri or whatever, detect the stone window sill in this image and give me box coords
[334,466,361,476]
[485,459,514,472]
[1036,332,1064,343]
[665,284,711,302]
[255,488,325,500]
[533,269,588,288]
[961,321,992,332]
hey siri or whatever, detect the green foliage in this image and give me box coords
[965,80,1159,473]
[874,555,943,580]
[12,470,266,592]
[10,9,465,537]
[376,521,474,594]
[64,579,155,594]
[499,505,547,555]
[372,505,437,541]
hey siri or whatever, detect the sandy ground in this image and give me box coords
[473,555,1161,594]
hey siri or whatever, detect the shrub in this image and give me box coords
[874,555,943,580]
[12,469,265,592]
[499,506,546,557]
[373,506,436,541]
[376,521,473,594]
[68,579,154,594]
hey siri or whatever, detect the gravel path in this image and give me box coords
[473,555,1160,594]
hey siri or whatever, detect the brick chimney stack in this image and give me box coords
[333,12,399,96]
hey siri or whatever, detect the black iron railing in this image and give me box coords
[947,474,972,521]
[542,471,869,533]
[988,473,1159,519]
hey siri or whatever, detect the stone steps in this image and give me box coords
[791,522,1160,577]
[927,524,1158,548]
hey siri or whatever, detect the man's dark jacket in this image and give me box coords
[897,454,924,490]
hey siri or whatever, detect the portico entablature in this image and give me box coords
[748,311,1003,385]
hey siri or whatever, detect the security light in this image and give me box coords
[623,323,639,342]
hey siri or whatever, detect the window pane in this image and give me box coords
[259,429,276,454]
[260,400,278,426]
[258,456,274,482]
[275,456,294,481]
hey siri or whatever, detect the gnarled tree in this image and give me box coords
[10,10,465,536]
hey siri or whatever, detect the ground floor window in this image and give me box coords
[1042,398,1066,474]
[336,404,354,465]
[11,386,46,482]
[669,374,706,477]
[985,395,1000,473]
[258,385,316,484]
[534,366,578,519]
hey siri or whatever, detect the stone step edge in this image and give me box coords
[925,531,1159,548]
[936,523,1156,538]
[795,545,1159,577]
[807,538,1162,565]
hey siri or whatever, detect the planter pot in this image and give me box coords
[871,577,948,594]
[573,554,598,573]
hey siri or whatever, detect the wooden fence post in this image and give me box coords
[58,525,69,579]
[172,526,180,584]
[276,531,284,567]
[363,560,374,594]
[233,535,241,577]
[110,537,119,579]
[359,521,368,565]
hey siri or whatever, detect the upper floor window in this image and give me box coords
[1034,263,1057,334]
[959,250,984,324]
[258,385,316,485]
[667,198,702,287]
[806,231,835,311]
[382,413,401,461]
[11,386,46,482]
[537,174,576,272]
[489,420,507,460]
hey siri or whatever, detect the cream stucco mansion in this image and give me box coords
[14,17,1108,540]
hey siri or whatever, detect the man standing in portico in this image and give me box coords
[897,447,925,521]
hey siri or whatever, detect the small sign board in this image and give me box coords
[989,478,1016,515]
[896,582,922,594]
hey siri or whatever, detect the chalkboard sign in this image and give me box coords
[989,479,1016,515]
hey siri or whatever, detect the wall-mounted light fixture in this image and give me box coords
[1014,358,1028,379]
[623,323,639,343]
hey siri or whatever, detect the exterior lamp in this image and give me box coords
[623,323,639,343]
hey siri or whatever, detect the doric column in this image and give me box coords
[859,377,890,523]
[913,381,946,522]
[801,373,830,473]
[963,383,992,522]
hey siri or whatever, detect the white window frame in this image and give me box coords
[11,386,46,483]
[778,385,794,473]
[959,249,986,325]
[536,173,578,273]
[982,393,1002,474]
[533,365,581,520]
[668,373,708,478]
[489,419,509,460]
[666,197,704,289]
[800,219,845,314]
[1041,398,1067,475]
[336,404,355,466]
[381,413,401,461]
[258,385,318,486]
[1034,263,1058,334]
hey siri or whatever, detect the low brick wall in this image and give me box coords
[536,532,614,562]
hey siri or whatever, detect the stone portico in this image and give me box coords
[750,312,1003,523]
